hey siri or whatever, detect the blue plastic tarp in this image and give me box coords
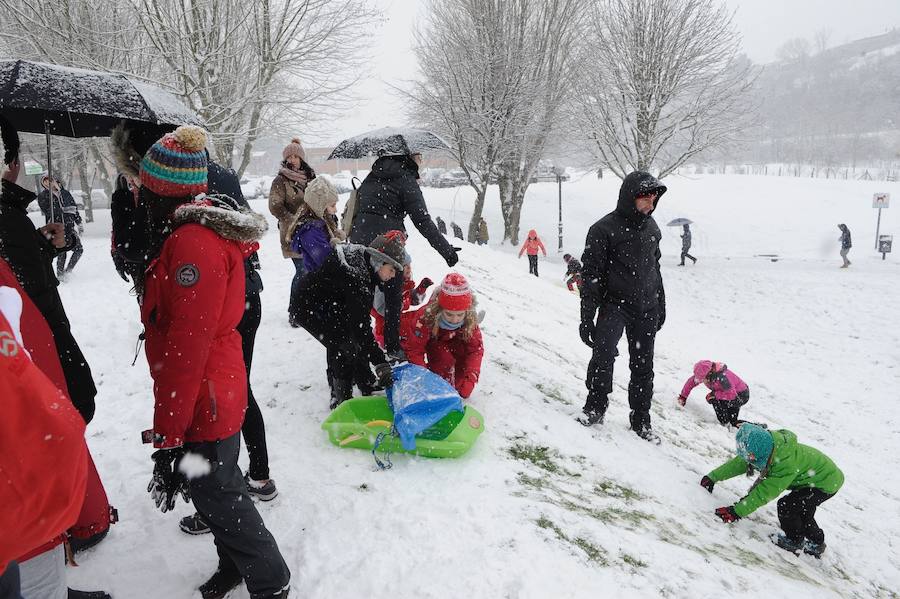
[386,363,464,450]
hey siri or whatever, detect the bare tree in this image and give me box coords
[1,0,377,175]
[813,29,832,54]
[410,0,531,242]
[411,0,586,244]
[776,37,812,62]
[574,0,756,179]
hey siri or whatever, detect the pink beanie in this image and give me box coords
[282,137,306,161]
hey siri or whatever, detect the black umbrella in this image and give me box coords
[0,60,203,137]
[0,59,203,220]
[327,127,450,160]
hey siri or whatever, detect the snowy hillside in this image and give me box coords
[54,173,899,598]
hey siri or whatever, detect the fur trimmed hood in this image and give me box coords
[171,195,268,244]
[110,122,144,180]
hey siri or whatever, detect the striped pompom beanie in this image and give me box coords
[140,125,208,198]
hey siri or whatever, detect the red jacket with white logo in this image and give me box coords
[141,220,254,449]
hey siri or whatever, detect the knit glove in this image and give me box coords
[373,363,393,388]
[579,320,595,348]
[714,506,740,523]
[677,394,687,407]
[700,475,715,493]
[415,278,434,296]
[148,448,190,513]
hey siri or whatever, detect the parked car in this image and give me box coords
[69,189,110,209]
[433,168,470,188]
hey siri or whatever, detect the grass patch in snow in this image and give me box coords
[508,441,565,474]
[534,383,572,405]
[620,552,648,569]
[593,479,644,502]
[536,515,609,566]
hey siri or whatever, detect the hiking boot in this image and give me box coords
[635,426,661,445]
[802,539,826,558]
[577,410,604,427]
[329,378,353,410]
[245,473,278,502]
[179,512,211,535]
[771,533,803,555]
[68,590,112,599]
[69,529,109,553]
[199,568,243,599]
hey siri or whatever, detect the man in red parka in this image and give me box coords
[137,126,290,599]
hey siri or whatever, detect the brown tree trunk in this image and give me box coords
[466,185,488,243]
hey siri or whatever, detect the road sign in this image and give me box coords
[24,160,43,175]
[873,193,890,209]
[879,235,893,259]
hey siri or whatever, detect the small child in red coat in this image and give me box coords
[401,273,484,400]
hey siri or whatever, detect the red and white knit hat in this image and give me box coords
[438,272,472,311]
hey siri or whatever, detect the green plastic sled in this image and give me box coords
[321,396,484,458]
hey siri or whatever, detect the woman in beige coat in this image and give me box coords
[268,137,315,326]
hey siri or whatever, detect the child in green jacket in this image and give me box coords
[700,423,844,557]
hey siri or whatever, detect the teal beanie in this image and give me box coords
[735,423,774,470]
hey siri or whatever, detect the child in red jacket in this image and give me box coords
[401,273,484,399]
[518,229,547,276]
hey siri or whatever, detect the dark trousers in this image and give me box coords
[679,250,696,265]
[188,433,290,598]
[56,237,84,274]
[777,488,835,545]
[380,273,403,354]
[584,305,658,431]
[288,257,306,317]
[710,390,749,426]
[0,562,22,599]
[237,291,269,481]
[527,254,539,276]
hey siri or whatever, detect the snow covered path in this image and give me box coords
[54,174,899,598]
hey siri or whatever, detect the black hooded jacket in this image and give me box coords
[839,224,852,250]
[0,179,97,422]
[291,243,386,366]
[580,171,666,321]
[349,155,455,264]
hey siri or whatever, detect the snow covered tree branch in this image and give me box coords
[572,0,756,179]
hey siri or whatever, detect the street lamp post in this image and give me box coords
[552,165,565,252]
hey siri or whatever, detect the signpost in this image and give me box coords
[24,160,43,176]
[878,235,893,260]
[873,193,890,250]
[552,166,566,252]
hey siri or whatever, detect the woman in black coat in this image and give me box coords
[349,154,458,359]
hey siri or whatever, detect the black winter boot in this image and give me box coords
[329,378,353,410]
[199,567,242,599]
[68,590,111,599]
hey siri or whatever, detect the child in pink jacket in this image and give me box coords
[518,229,547,277]
[678,360,749,426]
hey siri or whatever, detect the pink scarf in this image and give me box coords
[279,167,307,184]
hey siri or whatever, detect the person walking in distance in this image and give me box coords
[578,171,667,444]
[838,224,852,268]
[679,223,697,266]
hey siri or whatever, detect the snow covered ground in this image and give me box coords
[50,173,899,598]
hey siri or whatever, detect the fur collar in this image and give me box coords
[110,122,143,180]
[171,201,268,243]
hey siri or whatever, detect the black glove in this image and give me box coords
[700,475,715,494]
[373,362,393,388]
[415,278,434,295]
[445,246,461,267]
[579,320,595,348]
[657,307,666,332]
[148,448,190,513]
[386,348,407,366]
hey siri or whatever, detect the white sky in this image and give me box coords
[312,0,900,146]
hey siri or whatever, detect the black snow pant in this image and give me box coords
[380,273,404,355]
[584,304,659,431]
[187,433,290,598]
[679,250,696,265]
[777,488,835,545]
[0,562,22,599]
[237,290,269,482]
[527,254,539,276]
[56,234,83,274]
[33,288,97,423]
[710,390,749,427]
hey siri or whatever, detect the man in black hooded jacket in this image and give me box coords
[349,154,458,360]
[578,171,667,443]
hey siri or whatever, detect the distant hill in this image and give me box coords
[734,29,900,166]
